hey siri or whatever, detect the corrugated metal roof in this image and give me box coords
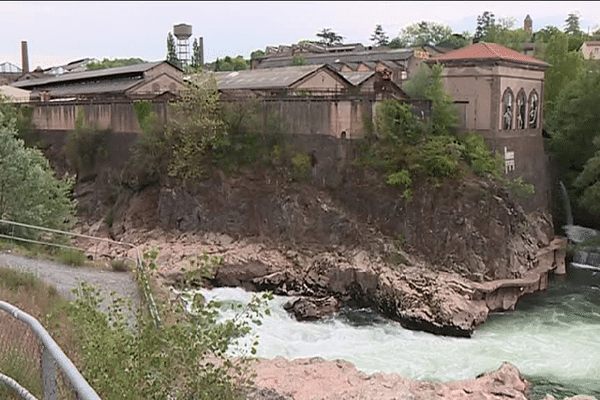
[30,79,142,97]
[340,71,375,85]
[211,65,328,90]
[431,43,548,67]
[12,61,167,88]
[256,48,415,69]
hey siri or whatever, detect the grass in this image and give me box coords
[0,267,77,399]
[55,248,87,267]
[110,258,132,272]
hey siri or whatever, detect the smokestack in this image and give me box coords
[199,36,204,67]
[21,41,29,74]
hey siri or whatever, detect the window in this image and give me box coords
[528,90,539,129]
[502,88,514,130]
[516,90,526,129]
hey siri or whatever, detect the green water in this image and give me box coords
[204,265,600,399]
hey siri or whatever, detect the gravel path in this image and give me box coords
[0,251,140,305]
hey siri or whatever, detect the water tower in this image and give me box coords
[173,23,192,67]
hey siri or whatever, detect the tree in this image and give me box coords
[0,101,76,231]
[316,28,343,46]
[474,11,496,42]
[250,49,265,60]
[290,55,306,66]
[166,32,180,67]
[398,21,453,47]
[548,66,600,188]
[388,37,408,49]
[565,12,582,35]
[402,64,458,135]
[86,58,146,70]
[371,24,389,47]
[191,38,203,69]
[166,74,228,180]
[543,31,585,117]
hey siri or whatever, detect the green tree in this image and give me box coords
[548,66,600,191]
[191,38,203,69]
[399,21,453,47]
[86,58,146,70]
[290,55,306,66]
[167,32,180,67]
[316,28,344,45]
[574,141,600,216]
[388,37,408,49]
[543,31,585,117]
[166,74,228,180]
[403,64,458,135]
[565,12,582,35]
[371,24,389,47]
[250,49,265,60]
[0,103,76,231]
[474,11,495,42]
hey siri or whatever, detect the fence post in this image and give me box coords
[41,345,58,400]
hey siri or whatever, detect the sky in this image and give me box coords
[2,1,600,70]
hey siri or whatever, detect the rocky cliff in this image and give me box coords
[77,165,562,337]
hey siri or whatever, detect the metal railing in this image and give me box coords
[0,301,101,400]
[0,218,163,398]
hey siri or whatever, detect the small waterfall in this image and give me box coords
[559,181,573,226]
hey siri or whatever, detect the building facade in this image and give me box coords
[428,42,549,212]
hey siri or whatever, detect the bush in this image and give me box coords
[110,258,131,272]
[64,108,112,180]
[291,153,312,180]
[460,133,503,179]
[417,135,464,178]
[56,248,86,267]
[68,249,272,399]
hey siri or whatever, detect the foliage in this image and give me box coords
[68,248,272,400]
[192,38,203,69]
[291,153,312,180]
[290,55,307,66]
[374,100,425,144]
[250,50,265,60]
[386,169,412,200]
[417,135,464,178]
[166,75,228,181]
[543,31,585,117]
[370,24,389,47]
[0,107,76,231]
[214,56,248,72]
[573,141,600,215]
[398,21,453,47]
[388,37,407,49]
[474,11,495,42]
[64,107,112,180]
[86,58,146,70]
[440,32,472,49]
[167,32,180,67]
[564,12,582,35]
[402,64,458,135]
[459,133,503,179]
[316,28,344,46]
[56,248,87,267]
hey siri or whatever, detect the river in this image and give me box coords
[201,265,600,399]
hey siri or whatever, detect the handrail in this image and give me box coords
[0,301,101,400]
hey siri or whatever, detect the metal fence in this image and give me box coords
[0,301,100,400]
[0,219,162,399]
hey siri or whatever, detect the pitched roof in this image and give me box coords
[209,64,347,90]
[12,61,173,88]
[430,42,547,67]
[340,71,375,86]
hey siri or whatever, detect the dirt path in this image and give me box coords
[0,251,140,305]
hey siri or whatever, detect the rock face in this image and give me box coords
[283,296,339,321]
[249,358,530,400]
[77,167,565,337]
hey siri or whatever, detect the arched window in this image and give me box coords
[502,88,514,130]
[516,89,527,129]
[528,90,539,129]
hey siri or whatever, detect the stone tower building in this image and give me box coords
[524,14,533,33]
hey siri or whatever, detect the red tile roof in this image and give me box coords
[430,42,548,67]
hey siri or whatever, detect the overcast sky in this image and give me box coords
[2,1,600,69]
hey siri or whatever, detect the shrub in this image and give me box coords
[417,135,464,178]
[56,248,86,267]
[460,133,503,179]
[291,152,312,180]
[110,258,131,272]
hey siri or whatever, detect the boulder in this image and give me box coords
[283,296,339,321]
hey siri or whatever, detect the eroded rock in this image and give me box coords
[283,296,339,321]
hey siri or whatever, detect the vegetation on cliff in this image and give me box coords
[0,99,76,233]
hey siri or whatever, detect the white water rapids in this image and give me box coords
[199,267,600,398]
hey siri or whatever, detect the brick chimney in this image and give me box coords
[21,41,29,74]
